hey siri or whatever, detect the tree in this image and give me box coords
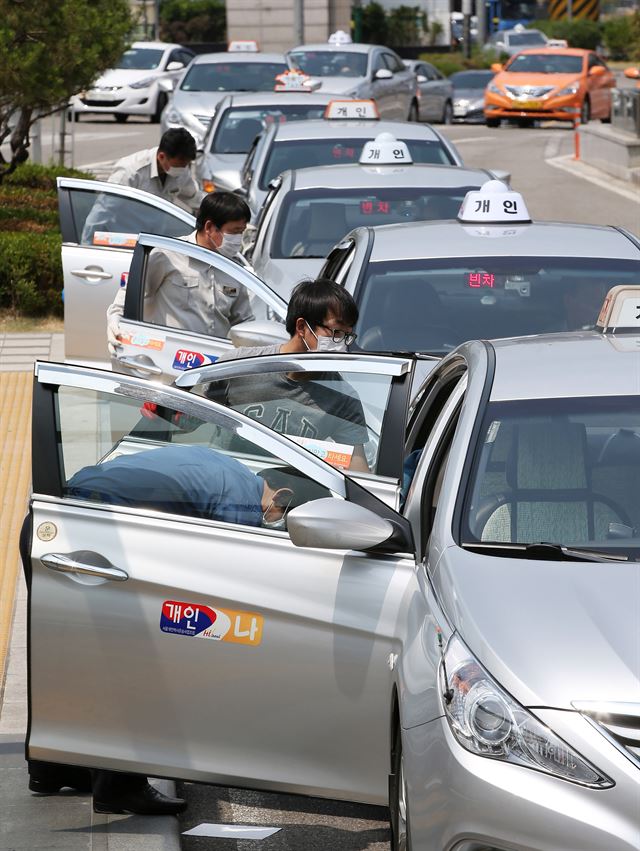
[160,0,226,44]
[0,0,132,181]
[361,2,389,44]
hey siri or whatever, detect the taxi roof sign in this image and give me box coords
[274,70,321,92]
[597,285,640,333]
[458,179,530,224]
[228,40,259,52]
[324,99,379,120]
[328,30,352,45]
[359,132,412,165]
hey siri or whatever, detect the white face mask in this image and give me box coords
[218,232,244,258]
[166,165,188,178]
[304,321,349,353]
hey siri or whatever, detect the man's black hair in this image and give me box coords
[196,192,251,230]
[158,128,197,160]
[285,278,359,337]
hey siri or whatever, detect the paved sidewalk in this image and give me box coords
[0,334,180,851]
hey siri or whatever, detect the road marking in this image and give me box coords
[546,154,640,205]
[183,824,281,839]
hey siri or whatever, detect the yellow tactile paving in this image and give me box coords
[0,372,32,691]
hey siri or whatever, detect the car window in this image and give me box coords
[55,384,334,532]
[180,61,287,93]
[355,256,640,356]
[371,53,386,73]
[383,52,404,74]
[116,47,164,70]
[71,188,192,247]
[505,53,583,74]
[272,187,477,259]
[260,137,453,188]
[210,105,327,154]
[205,366,395,474]
[322,239,356,284]
[289,50,368,78]
[508,31,546,46]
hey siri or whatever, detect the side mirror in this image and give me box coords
[229,319,289,349]
[488,168,511,185]
[374,68,393,81]
[589,65,605,77]
[490,63,503,73]
[416,74,428,84]
[158,78,175,93]
[166,61,185,72]
[288,498,394,551]
[624,67,640,79]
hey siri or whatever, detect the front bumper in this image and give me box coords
[403,710,640,851]
[452,106,486,123]
[71,89,156,116]
[484,93,581,123]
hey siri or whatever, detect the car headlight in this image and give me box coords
[556,81,581,97]
[440,634,613,788]
[165,107,182,124]
[129,76,157,90]
[487,82,502,95]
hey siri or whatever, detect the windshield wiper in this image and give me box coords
[462,542,629,562]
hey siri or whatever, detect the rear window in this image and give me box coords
[355,256,640,355]
[272,187,477,259]
[211,105,327,154]
[180,61,287,93]
[509,31,547,46]
[260,137,453,188]
[506,53,583,74]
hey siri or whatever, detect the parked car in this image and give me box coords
[450,69,496,122]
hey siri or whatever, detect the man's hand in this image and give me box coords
[107,315,122,357]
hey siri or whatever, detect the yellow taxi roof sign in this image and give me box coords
[458,179,530,224]
[228,40,259,52]
[359,132,412,165]
[274,70,321,92]
[324,99,379,120]
[597,285,640,333]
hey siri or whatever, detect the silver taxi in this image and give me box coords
[160,50,287,144]
[25,288,640,851]
[319,180,640,355]
[194,90,348,194]
[287,41,418,120]
[238,105,464,218]
[245,135,507,299]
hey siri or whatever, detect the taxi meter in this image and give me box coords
[324,99,379,120]
[597,285,640,333]
[458,179,530,224]
[359,132,412,165]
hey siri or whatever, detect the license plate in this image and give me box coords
[453,107,466,116]
[87,90,117,102]
[520,100,541,109]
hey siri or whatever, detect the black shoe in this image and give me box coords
[28,760,92,794]
[92,771,187,816]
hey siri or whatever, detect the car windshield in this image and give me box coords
[116,47,165,70]
[273,187,478,259]
[355,256,640,355]
[462,395,640,557]
[180,61,287,92]
[506,53,583,74]
[451,71,495,89]
[289,50,368,78]
[211,105,327,153]
[509,31,547,46]
[260,138,453,188]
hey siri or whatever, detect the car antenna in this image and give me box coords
[436,627,453,704]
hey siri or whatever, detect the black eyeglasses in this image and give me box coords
[317,325,358,345]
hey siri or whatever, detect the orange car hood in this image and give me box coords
[497,72,581,88]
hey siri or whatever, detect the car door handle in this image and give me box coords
[41,552,129,581]
[116,355,163,375]
[71,268,113,280]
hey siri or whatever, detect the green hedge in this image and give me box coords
[418,49,503,77]
[0,163,93,317]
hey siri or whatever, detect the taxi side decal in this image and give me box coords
[172,349,219,370]
[160,600,263,646]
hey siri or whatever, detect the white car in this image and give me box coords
[70,42,194,123]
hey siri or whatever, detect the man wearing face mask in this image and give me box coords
[212,279,370,472]
[107,128,203,212]
[107,191,253,356]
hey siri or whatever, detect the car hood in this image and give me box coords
[434,545,640,709]
[314,76,363,96]
[93,68,161,88]
[172,90,228,113]
[209,163,245,191]
[497,72,579,89]
[454,88,487,101]
[257,258,324,301]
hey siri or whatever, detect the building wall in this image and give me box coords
[227,0,351,52]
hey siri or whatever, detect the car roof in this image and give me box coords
[192,52,286,65]
[365,220,640,261]
[289,43,376,54]
[512,47,589,56]
[131,41,180,50]
[282,163,490,191]
[268,118,445,142]
[488,333,640,401]
[221,91,340,107]
[502,27,545,36]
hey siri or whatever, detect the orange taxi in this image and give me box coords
[484,47,615,127]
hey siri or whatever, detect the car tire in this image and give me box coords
[408,100,419,122]
[389,724,412,851]
[152,92,167,124]
[517,117,534,128]
[580,98,590,125]
[441,101,453,124]
[486,117,500,127]
[114,113,128,123]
